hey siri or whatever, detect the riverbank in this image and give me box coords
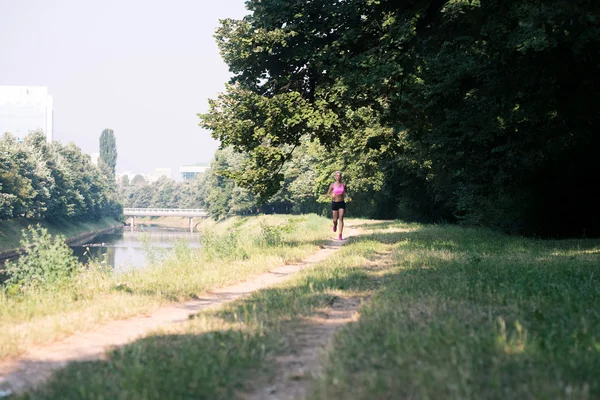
[0,214,332,361]
[0,217,122,261]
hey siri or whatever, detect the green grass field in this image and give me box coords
[10,219,600,399]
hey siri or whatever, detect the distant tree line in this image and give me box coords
[199,0,600,237]
[119,154,321,219]
[199,141,401,220]
[120,175,207,210]
[0,132,122,221]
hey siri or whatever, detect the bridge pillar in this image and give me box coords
[189,217,194,232]
[131,216,135,232]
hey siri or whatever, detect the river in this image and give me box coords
[70,225,202,271]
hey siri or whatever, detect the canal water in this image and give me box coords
[70,225,202,271]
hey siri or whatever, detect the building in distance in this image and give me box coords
[0,86,54,142]
[180,164,209,182]
[90,152,100,166]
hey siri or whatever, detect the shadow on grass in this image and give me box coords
[13,222,600,399]
[12,328,275,400]
[13,268,377,400]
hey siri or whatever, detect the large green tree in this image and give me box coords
[201,0,600,236]
[0,132,121,221]
[99,128,118,177]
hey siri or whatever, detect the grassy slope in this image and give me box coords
[0,217,121,254]
[0,214,332,359]
[15,219,600,400]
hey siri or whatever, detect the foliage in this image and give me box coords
[130,174,147,186]
[120,175,130,187]
[0,132,122,221]
[199,228,248,262]
[99,128,118,177]
[120,175,207,209]
[200,0,600,236]
[3,225,81,292]
[204,148,257,218]
[138,233,168,267]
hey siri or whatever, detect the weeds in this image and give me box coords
[139,232,168,266]
[200,228,248,261]
[3,226,81,294]
[0,214,332,359]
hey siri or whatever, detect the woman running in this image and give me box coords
[327,171,348,240]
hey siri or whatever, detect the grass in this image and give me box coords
[16,231,389,400]
[311,221,600,399]
[10,219,600,399]
[0,217,121,254]
[0,214,332,359]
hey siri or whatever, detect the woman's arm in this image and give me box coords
[327,184,333,197]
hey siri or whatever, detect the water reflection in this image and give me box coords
[70,226,201,271]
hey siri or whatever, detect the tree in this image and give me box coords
[0,133,38,218]
[200,0,600,236]
[0,132,122,221]
[99,129,117,177]
[131,174,147,186]
[120,175,130,187]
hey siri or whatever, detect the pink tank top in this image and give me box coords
[332,184,345,195]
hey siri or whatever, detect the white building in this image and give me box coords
[0,86,54,142]
[180,164,209,181]
[90,152,100,166]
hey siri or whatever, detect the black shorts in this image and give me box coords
[331,201,346,211]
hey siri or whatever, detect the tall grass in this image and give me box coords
[312,222,600,399]
[0,214,331,359]
[17,235,391,400]
[13,220,600,399]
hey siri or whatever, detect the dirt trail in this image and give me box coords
[243,296,365,400]
[241,247,394,400]
[0,228,357,397]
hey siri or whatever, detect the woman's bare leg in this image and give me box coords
[338,208,345,239]
[332,210,339,232]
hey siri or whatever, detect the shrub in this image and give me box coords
[3,225,81,292]
[256,222,284,247]
[200,228,248,261]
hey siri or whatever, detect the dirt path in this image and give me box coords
[240,248,394,400]
[243,296,365,400]
[0,229,357,397]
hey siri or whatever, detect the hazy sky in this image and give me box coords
[0,0,249,179]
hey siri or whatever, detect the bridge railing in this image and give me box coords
[123,208,206,213]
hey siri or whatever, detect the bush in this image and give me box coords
[256,222,284,247]
[3,225,81,292]
[200,228,248,261]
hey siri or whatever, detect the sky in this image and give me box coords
[0,0,249,179]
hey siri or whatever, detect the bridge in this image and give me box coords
[122,208,209,232]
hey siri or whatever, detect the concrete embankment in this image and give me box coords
[0,217,123,262]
